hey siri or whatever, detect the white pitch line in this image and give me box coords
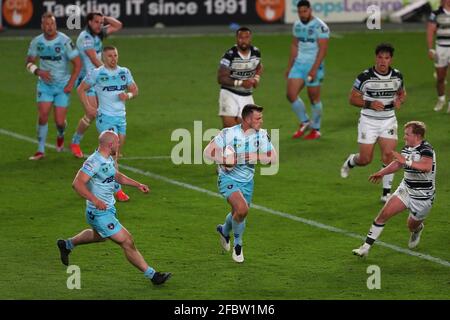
[1,128,449,268]
[120,156,171,160]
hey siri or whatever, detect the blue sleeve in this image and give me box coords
[317,23,330,39]
[81,157,100,177]
[125,68,135,85]
[27,38,38,57]
[64,38,79,60]
[84,69,97,86]
[259,131,273,153]
[214,129,226,148]
[80,33,95,51]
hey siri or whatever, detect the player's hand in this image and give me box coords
[392,151,405,165]
[393,98,402,109]
[242,79,256,89]
[118,92,128,101]
[369,100,385,111]
[37,69,52,82]
[64,82,75,93]
[307,69,317,83]
[138,183,150,193]
[368,172,383,184]
[93,198,107,210]
[253,75,261,88]
[428,49,436,60]
[244,152,258,164]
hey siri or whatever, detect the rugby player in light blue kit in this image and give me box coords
[77,46,137,201]
[26,12,81,160]
[70,12,122,160]
[286,0,330,140]
[204,104,277,263]
[57,130,171,285]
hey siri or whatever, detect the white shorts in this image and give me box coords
[434,45,450,68]
[393,182,434,221]
[218,89,254,118]
[357,115,398,144]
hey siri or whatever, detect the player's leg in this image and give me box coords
[109,226,171,285]
[53,88,70,152]
[30,101,53,160]
[406,196,432,249]
[71,93,98,158]
[304,85,322,140]
[114,120,129,202]
[433,47,447,111]
[287,77,310,139]
[378,136,397,202]
[56,229,105,266]
[227,190,249,263]
[341,116,377,178]
[353,195,407,257]
[219,89,241,128]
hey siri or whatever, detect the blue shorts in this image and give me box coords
[218,175,254,205]
[76,76,96,97]
[96,113,127,135]
[36,80,70,107]
[288,61,325,87]
[86,206,123,238]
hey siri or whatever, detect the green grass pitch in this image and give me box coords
[0,30,449,299]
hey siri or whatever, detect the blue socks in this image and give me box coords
[311,101,323,130]
[291,98,309,123]
[144,267,156,279]
[65,238,74,250]
[232,218,246,247]
[222,213,233,236]
[37,123,48,153]
[72,132,83,144]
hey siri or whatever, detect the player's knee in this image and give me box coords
[357,155,371,166]
[381,154,392,165]
[286,92,297,103]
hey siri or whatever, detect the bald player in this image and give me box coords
[57,130,171,285]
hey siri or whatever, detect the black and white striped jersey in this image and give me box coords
[401,140,436,200]
[429,6,450,47]
[219,45,261,96]
[353,67,404,119]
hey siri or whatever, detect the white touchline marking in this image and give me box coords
[1,128,449,268]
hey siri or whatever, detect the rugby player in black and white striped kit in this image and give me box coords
[217,27,263,128]
[353,121,436,257]
[341,43,406,202]
[427,0,450,112]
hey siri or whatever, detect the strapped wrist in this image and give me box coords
[405,159,412,167]
[234,79,243,87]
[364,100,372,108]
[26,62,38,75]
[127,92,134,99]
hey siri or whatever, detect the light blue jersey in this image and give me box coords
[81,150,116,210]
[214,124,273,183]
[27,32,79,85]
[293,17,329,64]
[76,28,106,79]
[84,65,135,117]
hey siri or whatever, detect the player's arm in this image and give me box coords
[427,21,437,60]
[119,82,138,101]
[85,49,103,68]
[217,65,255,89]
[25,56,52,82]
[72,170,107,210]
[369,160,403,183]
[104,16,123,35]
[77,80,95,113]
[308,38,329,81]
[64,56,82,93]
[392,151,433,172]
[115,171,149,193]
[349,88,384,111]
[394,87,406,109]
[253,62,263,88]
[203,140,233,165]
[285,37,298,79]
